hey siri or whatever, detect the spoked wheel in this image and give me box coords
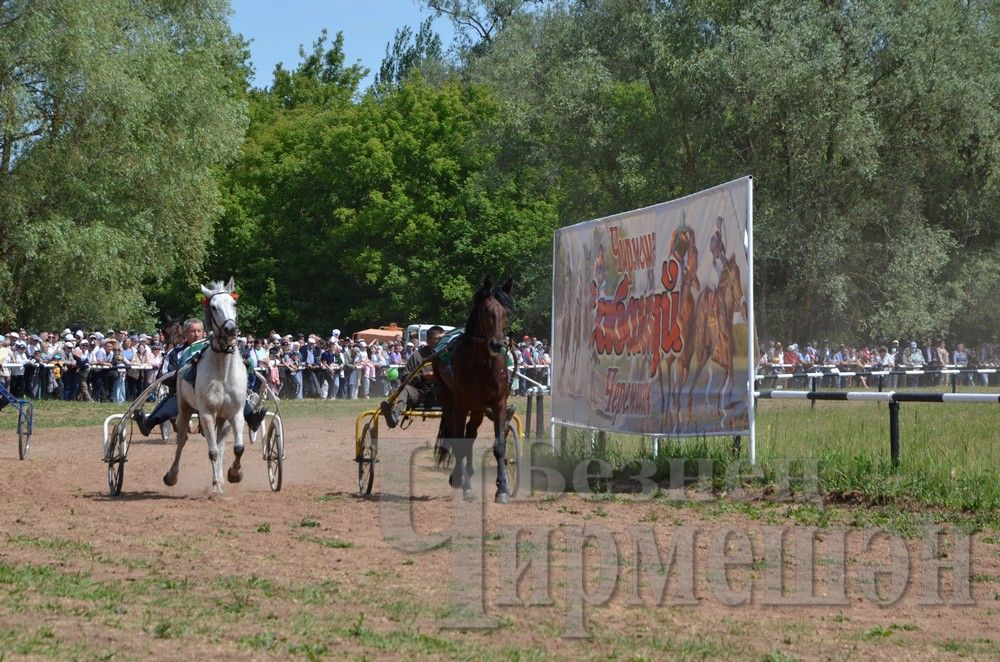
[357,422,377,496]
[504,421,521,498]
[264,416,284,492]
[17,407,31,460]
[106,420,128,496]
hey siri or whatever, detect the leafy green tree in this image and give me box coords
[269,29,367,109]
[0,0,248,329]
[210,52,556,334]
[374,17,446,91]
[447,0,1000,343]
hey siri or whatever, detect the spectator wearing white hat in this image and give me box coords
[350,341,370,399]
[58,340,79,400]
[371,342,389,397]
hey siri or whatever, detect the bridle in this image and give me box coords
[466,295,508,356]
[204,291,238,354]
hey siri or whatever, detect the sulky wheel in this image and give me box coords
[106,420,128,496]
[357,421,377,496]
[504,420,521,498]
[264,416,284,492]
[17,407,31,460]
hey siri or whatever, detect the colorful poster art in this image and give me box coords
[551,177,753,436]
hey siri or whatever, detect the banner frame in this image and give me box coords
[549,176,755,447]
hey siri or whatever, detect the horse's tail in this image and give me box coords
[433,440,451,467]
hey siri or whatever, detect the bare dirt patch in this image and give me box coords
[0,414,996,659]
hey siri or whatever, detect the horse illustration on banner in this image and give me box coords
[676,254,747,426]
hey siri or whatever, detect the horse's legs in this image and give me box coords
[227,413,246,484]
[461,410,482,501]
[164,398,192,486]
[705,360,715,415]
[200,412,223,495]
[447,407,467,492]
[459,438,475,501]
[491,404,510,504]
[686,345,711,424]
[719,366,732,424]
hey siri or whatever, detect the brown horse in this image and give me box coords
[433,276,515,503]
[661,224,699,422]
[676,255,746,426]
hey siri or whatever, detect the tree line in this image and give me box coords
[3,0,998,344]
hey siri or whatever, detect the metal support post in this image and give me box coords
[888,400,900,468]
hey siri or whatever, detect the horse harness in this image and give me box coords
[204,291,238,354]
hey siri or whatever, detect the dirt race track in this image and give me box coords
[0,413,997,660]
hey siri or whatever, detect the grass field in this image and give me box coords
[543,389,999,531]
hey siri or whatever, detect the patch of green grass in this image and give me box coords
[859,623,915,640]
[541,398,999,522]
[287,641,328,660]
[762,652,800,662]
[298,518,320,528]
[296,535,353,549]
[214,575,275,596]
[939,638,1000,656]
[150,620,187,640]
[154,577,191,591]
[0,626,73,657]
[0,562,125,605]
[0,397,386,431]
[784,503,830,527]
[242,631,281,651]
[295,580,339,606]
[6,535,96,555]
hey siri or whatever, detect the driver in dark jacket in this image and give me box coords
[380,326,444,428]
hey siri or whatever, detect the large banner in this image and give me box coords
[551,177,753,436]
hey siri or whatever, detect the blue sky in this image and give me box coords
[229,0,455,89]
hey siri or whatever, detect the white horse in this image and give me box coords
[163,278,248,495]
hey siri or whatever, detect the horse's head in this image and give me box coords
[721,257,747,320]
[201,277,239,350]
[670,226,699,285]
[468,275,514,356]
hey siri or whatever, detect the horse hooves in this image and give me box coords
[495,492,510,505]
[163,472,177,487]
[227,468,243,484]
[463,488,475,502]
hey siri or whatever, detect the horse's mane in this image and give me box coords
[204,280,228,294]
[464,283,514,337]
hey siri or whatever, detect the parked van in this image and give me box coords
[405,324,455,346]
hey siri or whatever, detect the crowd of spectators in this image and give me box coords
[0,326,552,403]
[757,337,997,388]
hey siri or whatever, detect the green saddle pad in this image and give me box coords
[178,339,209,385]
[433,328,464,366]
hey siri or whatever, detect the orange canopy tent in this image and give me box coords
[352,324,404,344]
